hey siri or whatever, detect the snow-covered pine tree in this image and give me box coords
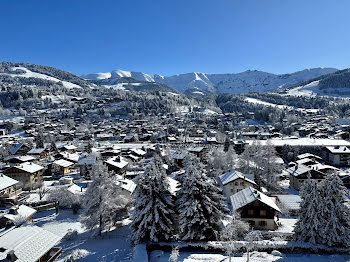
[177,154,228,241]
[318,173,350,247]
[35,131,44,148]
[293,175,322,244]
[80,161,129,235]
[131,156,176,244]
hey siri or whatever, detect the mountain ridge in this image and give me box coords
[82,68,338,94]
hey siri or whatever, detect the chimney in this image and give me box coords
[6,250,18,262]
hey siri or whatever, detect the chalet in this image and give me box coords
[27,148,49,159]
[100,149,121,160]
[3,162,44,187]
[322,146,350,166]
[8,143,31,156]
[230,187,281,230]
[218,170,256,199]
[287,164,326,190]
[0,175,22,206]
[0,225,63,262]
[53,159,75,175]
[105,156,129,175]
[172,152,187,168]
[187,146,205,160]
[77,155,97,177]
[4,155,36,166]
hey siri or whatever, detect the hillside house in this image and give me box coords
[105,156,129,175]
[3,162,44,187]
[218,170,256,200]
[0,175,22,206]
[322,146,350,166]
[230,187,281,230]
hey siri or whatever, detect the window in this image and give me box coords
[259,221,267,226]
[253,201,259,207]
[248,209,254,216]
[230,189,234,193]
[260,210,266,216]
[235,182,238,186]
[248,220,255,226]
[237,189,241,192]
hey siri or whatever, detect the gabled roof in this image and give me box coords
[230,186,281,213]
[9,143,28,155]
[12,162,44,174]
[0,226,62,262]
[27,148,46,154]
[0,174,18,191]
[219,170,256,186]
[2,205,37,222]
[105,157,128,169]
[77,155,97,166]
[54,159,74,168]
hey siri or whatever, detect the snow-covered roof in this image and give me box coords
[0,174,18,191]
[275,194,301,211]
[219,170,256,186]
[9,143,26,155]
[230,187,281,213]
[77,155,97,166]
[105,157,128,169]
[63,144,77,150]
[2,205,37,222]
[324,146,350,154]
[54,159,74,168]
[130,148,146,156]
[27,148,46,154]
[116,178,136,194]
[172,152,187,160]
[0,225,63,262]
[5,155,36,162]
[59,152,80,162]
[14,162,44,173]
[187,146,204,152]
[287,164,311,177]
[297,153,322,160]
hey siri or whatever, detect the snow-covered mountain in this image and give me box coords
[0,62,93,89]
[283,69,350,97]
[82,68,338,94]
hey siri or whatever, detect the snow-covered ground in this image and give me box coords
[245,97,294,110]
[150,250,350,262]
[34,210,133,261]
[0,66,82,89]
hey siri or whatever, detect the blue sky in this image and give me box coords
[1,0,349,76]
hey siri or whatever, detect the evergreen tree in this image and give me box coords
[177,155,228,241]
[50,141,57,153]
[35,131,44,148]
[294,176,322,244]
[318,174,350,247]
[131,157,176,244]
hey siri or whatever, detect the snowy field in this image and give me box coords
[150,251,350,262]
[34,210,133,261]
[245,97,294,110]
